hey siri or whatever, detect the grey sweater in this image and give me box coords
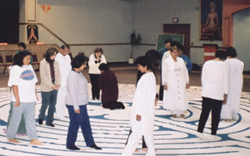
[65,70,89,110]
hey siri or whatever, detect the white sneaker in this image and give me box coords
[57,116,67,120]
[196,132,206,140]
[209,135,221,140]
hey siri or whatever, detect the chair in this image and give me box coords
[3,54,13,75]
[0,54,6,75]
[78,51,85,56]
[31,52,40,71]
[31,53,39,65]
[68,53,73,60]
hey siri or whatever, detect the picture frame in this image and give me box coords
[200,0,223,40]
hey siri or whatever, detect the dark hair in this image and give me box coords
[135,56,152,70]
[99,63,110,71]
[175,42,184,51]
[226,46,237,58]
[170,41,180,47]
[45,47,58,62]
[18,42,26,49]
[13,53,20,66]
[94,47,103,54]
[145,49,161,67]
[61,44,70,50]
[164,39,172,45]
[15,50,31,66]
[215,50,226,60]
[71,54,89,68]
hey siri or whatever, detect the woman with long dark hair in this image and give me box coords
[38,47,61,127]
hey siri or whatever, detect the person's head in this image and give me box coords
[94,47,103,57]
[170,46,179,59]
[60,44,70,56]
[177,43,184,56]
[164,39,172,50]
[170,41,180,48]
[135,56,152,73]
[71,54,89,71]
[145,49,161,67]
[215,50,226,60]
[16,50,32,66]
[18,42,26,51]
[226,46,237,58]
[45,47,58,62]
[99,63,110,72]
[209,2,216,12]
[13,53,20,66]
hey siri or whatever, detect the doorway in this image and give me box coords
[163,24,191,57]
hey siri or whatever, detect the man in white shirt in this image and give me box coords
[55,44,71,120]
[197,50,229,140]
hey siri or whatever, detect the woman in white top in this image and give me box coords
[7,51,43,145]
[122,56,157,156]
[162,46,189,118]
[197,50,229,139]
[88,47,107,100]
[221,47,244,121]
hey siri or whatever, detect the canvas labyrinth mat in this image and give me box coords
[0,84,250,156]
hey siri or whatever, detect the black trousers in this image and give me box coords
[89,74,100,100]
[197,97,223,135]
[125,129,147,149]
[159,66,164,101]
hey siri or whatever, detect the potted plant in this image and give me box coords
[129,30,141,64]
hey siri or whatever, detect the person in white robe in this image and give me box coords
[55,44,71,120]
[221,47,244,121]
[122,56,156,156]
[162,46,189,118]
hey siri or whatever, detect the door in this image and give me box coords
[163,24,191,57]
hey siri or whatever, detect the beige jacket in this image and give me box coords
[40,58,61,92]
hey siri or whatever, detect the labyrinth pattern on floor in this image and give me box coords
[0,84,250,156]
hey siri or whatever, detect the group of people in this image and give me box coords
[5,41,244,155]
[6,44,115,150]
[123,40,243,156]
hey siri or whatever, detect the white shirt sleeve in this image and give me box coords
[8,66,21,87]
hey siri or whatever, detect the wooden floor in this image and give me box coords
[0,63,250,92]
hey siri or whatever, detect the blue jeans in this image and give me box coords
[38,90,58,125]
[66,105,95,148]
[7,102,37,140]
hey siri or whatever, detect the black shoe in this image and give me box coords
[67,146,80,150]
[90,144,102,150]
[38,119,43,125]
[46,123,55,127]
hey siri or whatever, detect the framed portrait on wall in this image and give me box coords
[200,0,222,40]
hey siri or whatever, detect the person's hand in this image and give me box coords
[164,85,167,90]
[75,109,80,114]
[14,100,20,107]
[52,85,57,90]
[186,84,190,89]
[136,114,141,121]
[223,94,228,105]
